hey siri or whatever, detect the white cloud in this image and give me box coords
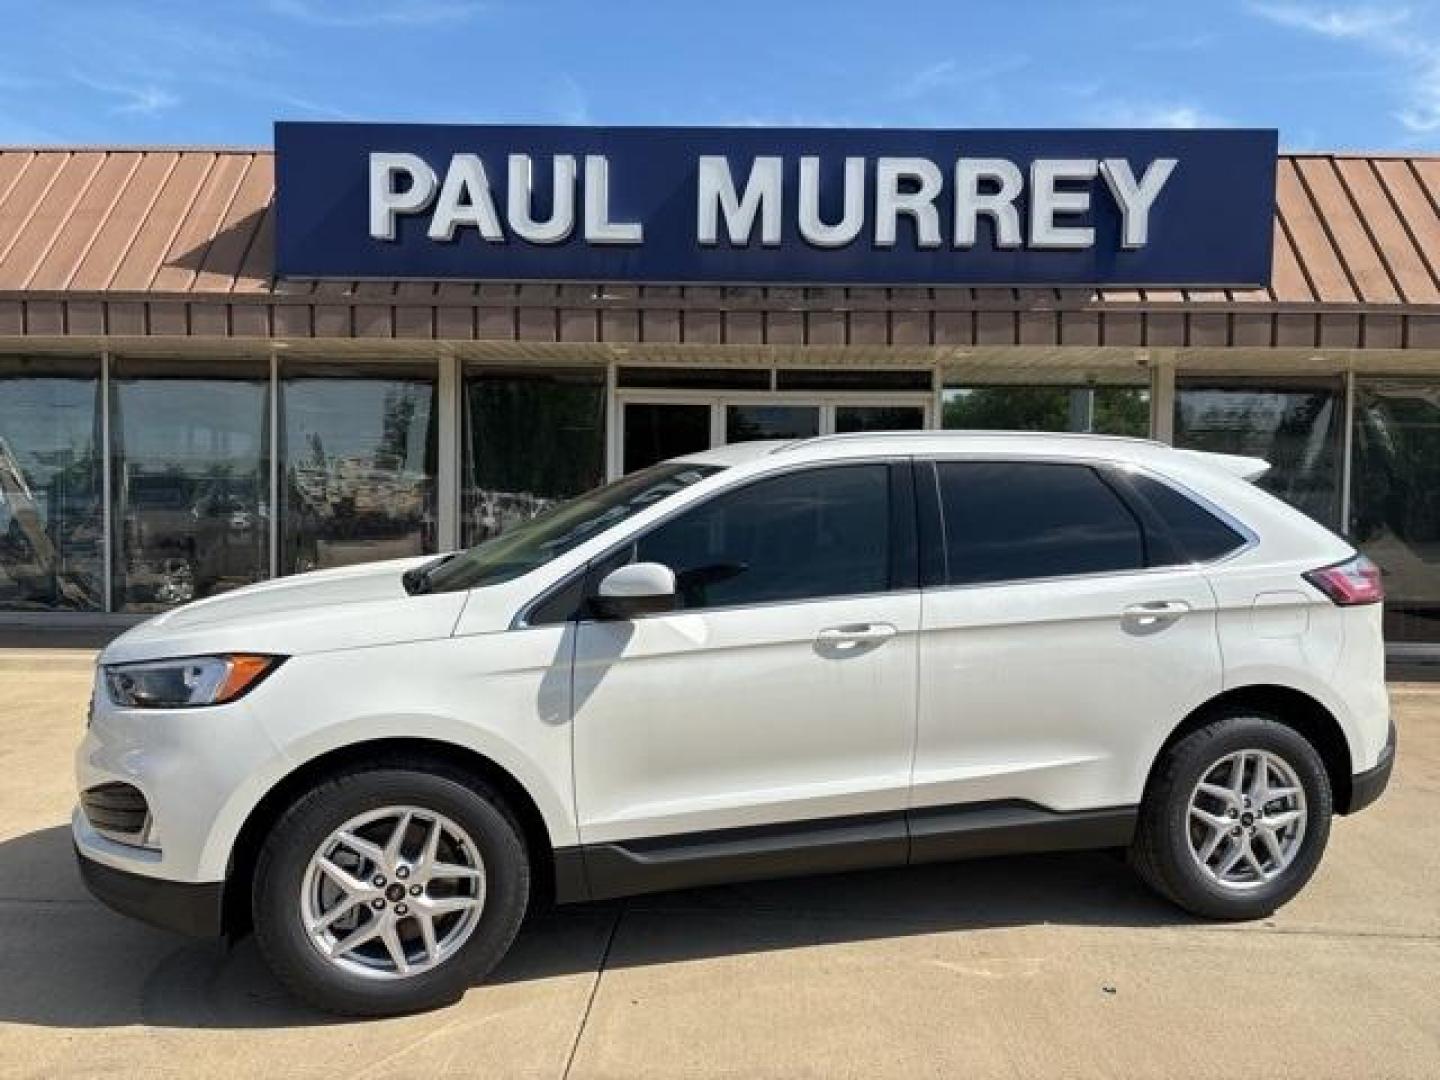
[69,72,179,116]
[1246,2,1410,39]
[1090,101,1228,129]
[553,75,590,125]
[891,55,1030,102]
[1246,2,1440,136]
[266,0,484,27]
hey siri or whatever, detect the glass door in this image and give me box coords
[615,392,933,476]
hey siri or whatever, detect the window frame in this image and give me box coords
[517,458,917,626]
[915,456,1258,591]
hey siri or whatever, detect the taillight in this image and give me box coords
[1304,555,1384,606]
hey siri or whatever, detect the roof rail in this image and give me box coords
[780,430,1166,452]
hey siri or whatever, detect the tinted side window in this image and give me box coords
[634,465,891,609]
[1127,473,1247,563]
[935,461,1144,585]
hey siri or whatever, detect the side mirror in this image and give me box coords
[591,562,677,620]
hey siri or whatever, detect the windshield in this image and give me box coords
[424,461,724,592]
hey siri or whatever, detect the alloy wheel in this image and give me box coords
[299,805,486,979]
[1186,749,1307,891]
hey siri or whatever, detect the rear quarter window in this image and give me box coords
[1126,473,1248,563]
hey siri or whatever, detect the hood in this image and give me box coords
[102,555,469,665]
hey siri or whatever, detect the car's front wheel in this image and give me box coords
[252,764,530,1015]
[1131,712,1332,920]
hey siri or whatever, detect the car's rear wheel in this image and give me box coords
[1131,712,1332,920]
[252,764,529,1015]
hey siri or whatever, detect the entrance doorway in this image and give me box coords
[616,393,932,474]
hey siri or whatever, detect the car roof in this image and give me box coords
[678,430,1269,482]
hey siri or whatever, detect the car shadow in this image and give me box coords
[0,823,1200,1030]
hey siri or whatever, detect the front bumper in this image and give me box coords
[76,846,224,937]
[1343,720,1396,815]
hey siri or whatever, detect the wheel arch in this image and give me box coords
[1146,684,1353,812]
[221,737,559,937]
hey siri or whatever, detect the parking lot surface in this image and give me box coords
[0,648,1436,1079]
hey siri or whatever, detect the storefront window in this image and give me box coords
[1350,380,1440,645]
[280,364,437,575]
[110,360,270,611]
[725,405,820,443]
[623,402,710,473]
[943,385,1150,436]
[836,406,926,432]
[1175,380,1343,528]
[0,357,103,611]
[462,367,605,544]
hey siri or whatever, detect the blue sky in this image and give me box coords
[0,1,1436,149]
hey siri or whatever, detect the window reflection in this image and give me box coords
[110,360,270,612]
[463,368,605,545]
[1351,380,1440,644]
[943,385,1150,436]
[725,405,819,443]
[836,406,925,433]
[0,357,103,610]
[280,364,437,575]
[1175,380,1343,527]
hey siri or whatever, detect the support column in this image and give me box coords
[437,352,462,551]
[1150,355,1176,444]
[100,350,113,612]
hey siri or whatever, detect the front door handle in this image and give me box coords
[816,623,898,648]
[1121,600,1191,629]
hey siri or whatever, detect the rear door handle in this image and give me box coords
[816,623,898,647]
[1121,600,1191,628]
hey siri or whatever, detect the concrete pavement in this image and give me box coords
[0,651,1436,1078]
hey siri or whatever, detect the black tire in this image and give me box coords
[1131,711,1332,920]
[252,762,530,1016]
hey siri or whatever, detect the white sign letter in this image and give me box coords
[508,154,577,244]
[875,158,942,249]
[583,155,643,244]
[369,152,438,241]
[954,158,1023,249]
[1099,157,1177,249]
[428,154,504,241]
[697,156,783,246]
[1030,159,1098,249]
[798,156,865,248]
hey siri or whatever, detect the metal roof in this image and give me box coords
[0,148,1436,350]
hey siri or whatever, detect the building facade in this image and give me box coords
[1,138,1438,654]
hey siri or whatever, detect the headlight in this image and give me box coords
[104,654,283,708]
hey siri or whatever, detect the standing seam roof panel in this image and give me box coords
[1372,160,1440,296]
[1297,156,1401,303]
[1275,159,1356,303]
[68,152,181,292]
[194,154,271,292]
[108,153,217,291]
[1338,158,1440,304]
[0,152,109,288]
[152,153,251,292]
[0,152,69,279]
[26,153,143,291]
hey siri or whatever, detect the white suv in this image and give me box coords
[74,432,1394,1015]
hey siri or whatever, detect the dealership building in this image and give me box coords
[0,125,1438,655]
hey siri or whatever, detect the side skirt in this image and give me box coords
[553,801,1138,904]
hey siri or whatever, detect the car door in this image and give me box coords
[911,458,1225,841]
[571,460,920,852]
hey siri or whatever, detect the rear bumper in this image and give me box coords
[1343,720,1396,815]
[76,846,224,937]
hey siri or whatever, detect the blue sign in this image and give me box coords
[274,122,1277,287]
